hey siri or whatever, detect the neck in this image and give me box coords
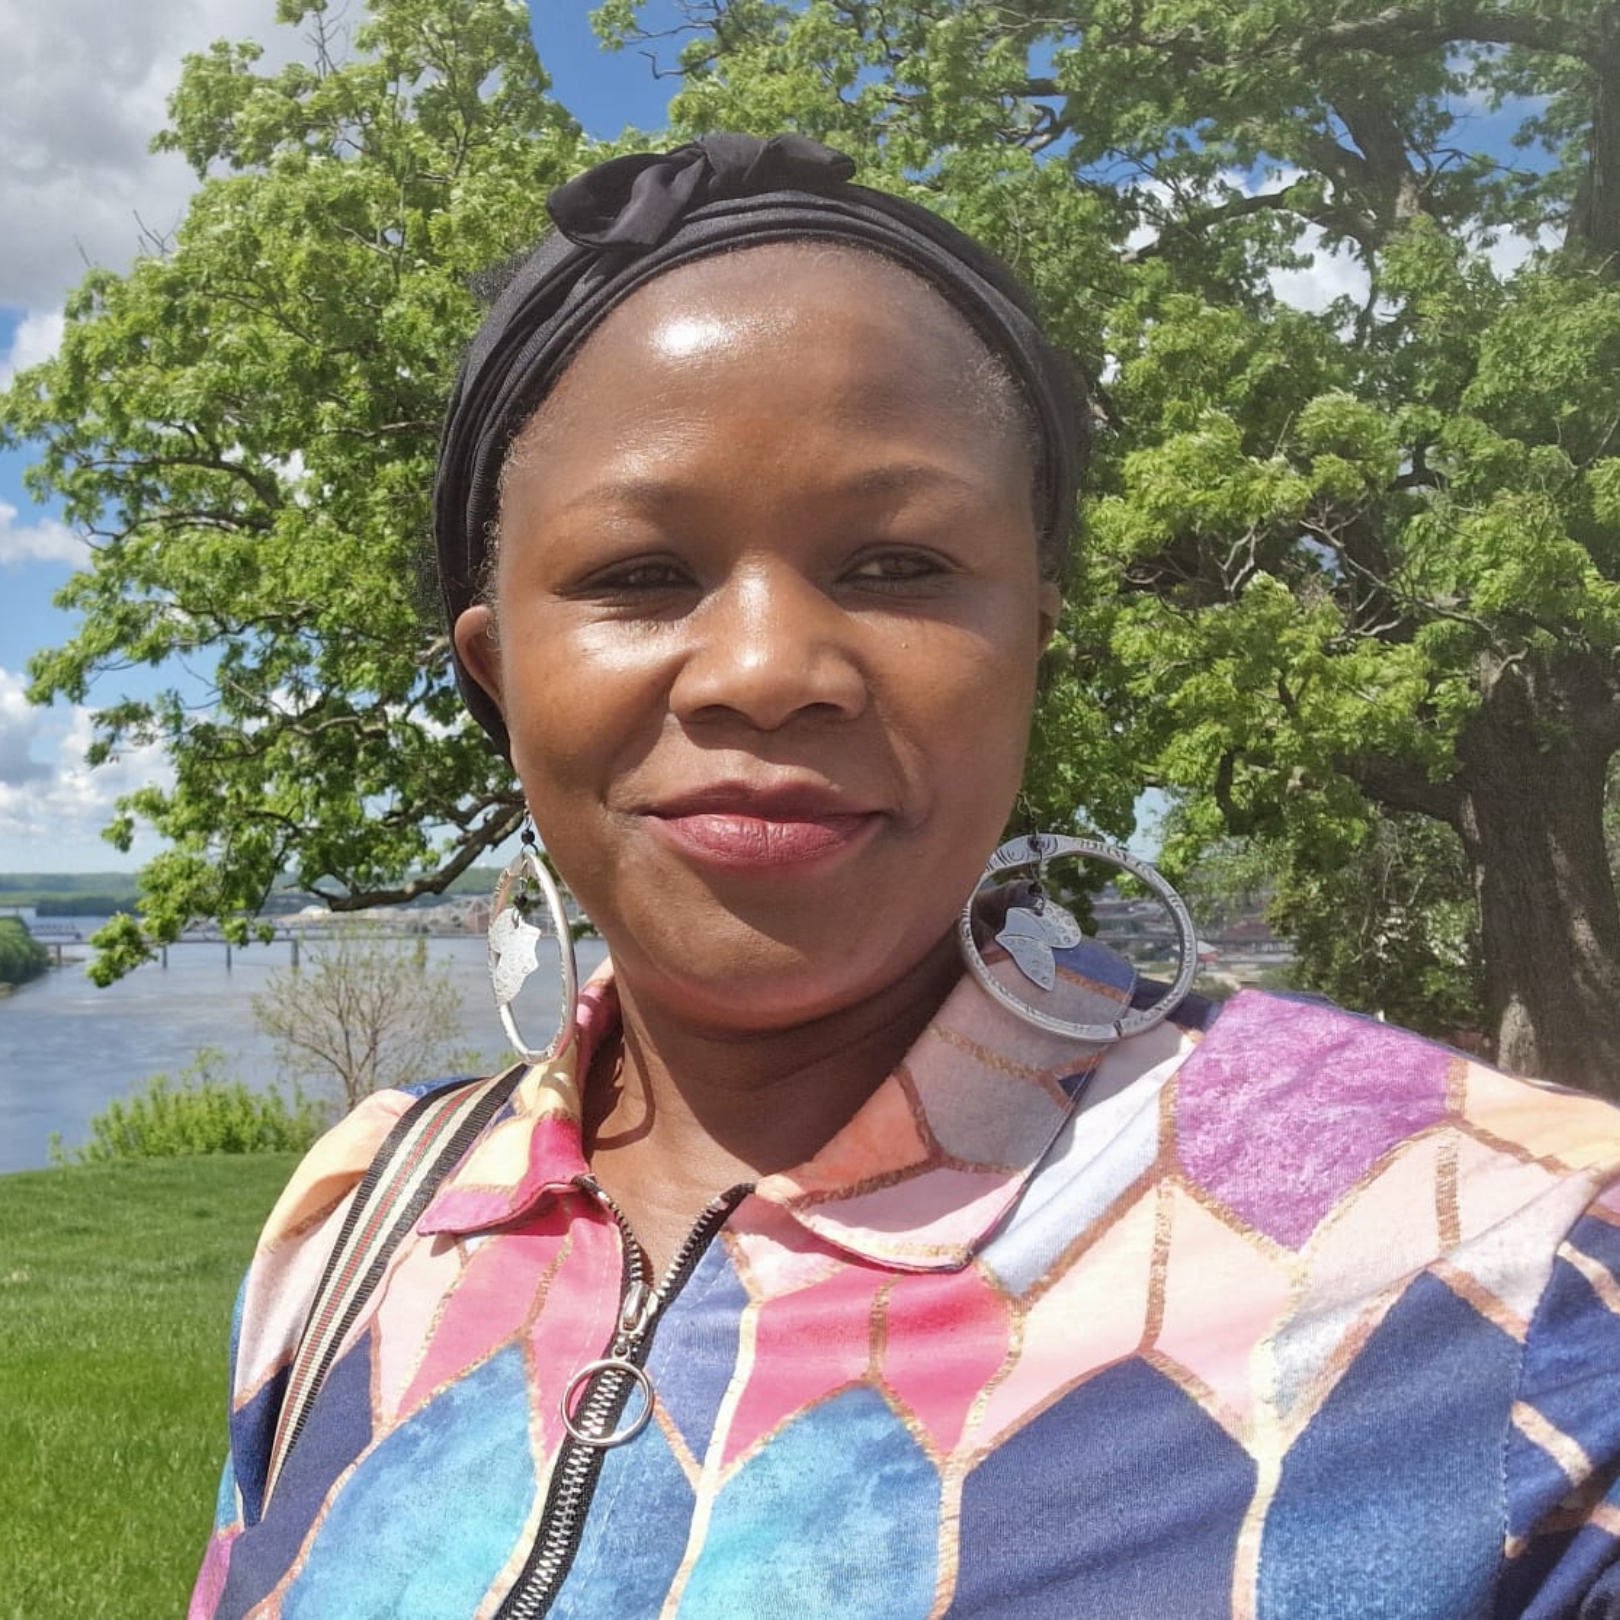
[582,931,962,1239]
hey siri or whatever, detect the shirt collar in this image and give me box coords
[420,933,1160,1270]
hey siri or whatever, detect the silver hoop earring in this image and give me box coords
[958,832,1197,1044]
[487,826,579,1065]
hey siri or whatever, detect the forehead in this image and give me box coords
[523,243,1012,438]
[626,240,982,339]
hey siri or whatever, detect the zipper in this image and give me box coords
[495,1178,750,1620]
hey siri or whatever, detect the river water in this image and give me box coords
[0,916,608,1175]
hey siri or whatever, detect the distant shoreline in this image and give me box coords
[0,865,516,916]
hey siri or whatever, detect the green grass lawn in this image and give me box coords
[0,1155,297,1619]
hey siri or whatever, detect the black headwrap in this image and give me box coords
[434,133,1086,754]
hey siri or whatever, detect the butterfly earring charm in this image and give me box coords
[489,902,545,1008]
[996,886,1084,990]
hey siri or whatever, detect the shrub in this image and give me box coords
[0,916,49,987]
[50,1048,328,1165]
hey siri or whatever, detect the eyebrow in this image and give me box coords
[553,461,995,519]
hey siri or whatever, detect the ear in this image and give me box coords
[452,604,504,713]
[1036,582,1062,653]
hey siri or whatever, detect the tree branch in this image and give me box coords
[1347,752,1463,824]
[311,799,524,908]
[1295,5,1596,65]
[1123,182,1380,261]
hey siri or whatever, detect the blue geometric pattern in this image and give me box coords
[951,1357,1256,1618]
[1258,1273,1517,1620]
[1499,1214,1620,1619]
[283,1345,538,1619]
[548,1419,695,1620]
[676,1385,941,1617]
[220,1337,374,1615]
[644,1240,751,1468]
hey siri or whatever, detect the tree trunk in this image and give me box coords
[1452,668,1620,1098]
[1569,2,1620,265]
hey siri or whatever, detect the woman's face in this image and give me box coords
[455,246,1061,1034]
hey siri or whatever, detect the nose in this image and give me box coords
[669,563,869,732]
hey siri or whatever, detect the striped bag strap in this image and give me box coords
[262,1063,527,1505]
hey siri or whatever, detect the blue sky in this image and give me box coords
[0,2,678,873]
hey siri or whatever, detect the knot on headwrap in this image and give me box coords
[435,134,1087,758]
[547,135,858,252]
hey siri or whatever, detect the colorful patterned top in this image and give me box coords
[190,943,1620,1619]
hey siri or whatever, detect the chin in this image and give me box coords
[619,918,954,1035]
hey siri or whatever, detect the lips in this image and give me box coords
[642,783,885,871]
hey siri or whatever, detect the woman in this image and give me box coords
[192,136,1620,1619]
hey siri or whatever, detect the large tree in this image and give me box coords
[9,0,1620,1092]
[592,0,1620,1092]
[2,0,580,981]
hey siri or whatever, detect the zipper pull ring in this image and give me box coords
[557,1264,658,1450]
[559,1356,655,1450]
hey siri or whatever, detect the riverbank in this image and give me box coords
[0,932,609,1175]
[0,1153,294,1618]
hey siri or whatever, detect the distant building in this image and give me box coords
[1088,884,1294,977]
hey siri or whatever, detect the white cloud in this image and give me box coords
[0,497,86,566]
[0,666,53,784]
[1125,146,1561,320]
[0,0,294,312]
[1482,223,1562,279]
[0,305,66,387]
[0,666,173,847]
[1271,217,1561,314]
[1268,227,1371,315]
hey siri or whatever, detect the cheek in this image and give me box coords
[890,618,1042,822]
[495,624,631,813]
[934,593,1043,717]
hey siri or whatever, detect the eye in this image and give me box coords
[842,548,953,586]
[576,555,696,598]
